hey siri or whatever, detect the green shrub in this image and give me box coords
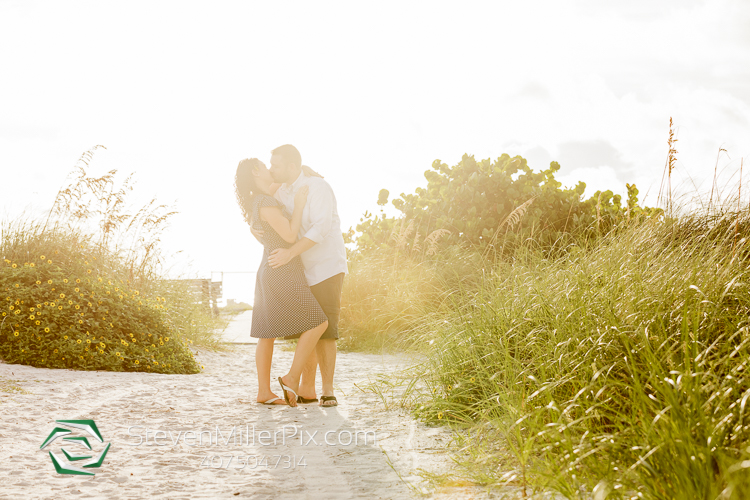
[0,146,219,374]
[1,239,200,374]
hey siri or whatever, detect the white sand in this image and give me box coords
[0,319,515,499]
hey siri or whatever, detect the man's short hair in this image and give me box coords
[271,144,302,169]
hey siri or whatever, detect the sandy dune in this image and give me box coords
[0,323,501,499]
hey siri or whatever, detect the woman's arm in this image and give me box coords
[258,187,309,244]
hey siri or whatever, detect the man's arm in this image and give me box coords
[267,182,334,268]
[268,237,317,268]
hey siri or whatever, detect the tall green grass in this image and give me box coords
[344,196,750,498]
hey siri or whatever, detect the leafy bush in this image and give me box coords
[352,153,660,258]
[0,146,219,374]
[0,251,198,373]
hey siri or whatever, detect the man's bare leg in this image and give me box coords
[298,349,318,400]
[317,339,337,406]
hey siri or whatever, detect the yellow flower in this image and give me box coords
[40,255,45,260]
[58,306,63,310]
[47,260,52,264]
[14,284,19,288]
[14,310,20,315]
[35,320,40,325]
[59,293,65,299]
[29,315,35,320]
[14,332,18,337]
[30,307,35,312]
[9,305,14,310]
[98,277,102,282]
[68,300,72,305]
[75,305,80,310]
[78,320,83,324]
[36,281,41,285]
[44,327,50,333]
[135,360,139,364]
[438,412,443,419]
[54,349,58,353]
[119,295,123,299]
[77,339,82,344]
[76,279,80,283]
[1,312,5,316]
[151,344,155,348]
[48,280,53,284]
[12,263,17,268]
[108,280,112,285]
[29,263,35,267]
[145,348,149,352]
[87,269,92,274]
[116,351,120,356]
[165,337,169,342]
[64,335,68,339]
[75,288,79,292]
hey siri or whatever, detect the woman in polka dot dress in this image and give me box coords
[234,158,328,407]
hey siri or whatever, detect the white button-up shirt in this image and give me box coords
[274,171,349,286]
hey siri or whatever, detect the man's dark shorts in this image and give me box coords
[286,273,344,340]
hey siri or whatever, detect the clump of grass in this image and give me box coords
[402,198,750,498]
[339,231,481,352]
[0,146,221,373]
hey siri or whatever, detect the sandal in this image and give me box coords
[259,397,285,406]
[277,377,299,407]
[319,396,338,407]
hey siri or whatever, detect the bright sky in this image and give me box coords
[2,0,749,304]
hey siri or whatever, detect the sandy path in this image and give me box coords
[0,336,494,499]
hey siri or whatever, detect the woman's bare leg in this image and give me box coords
[279,321,328,407]
[256,337,284,404]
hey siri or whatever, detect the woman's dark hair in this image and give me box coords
[234,158,263,228]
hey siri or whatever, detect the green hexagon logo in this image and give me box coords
[40,419,111,475]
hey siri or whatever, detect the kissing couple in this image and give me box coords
[233,144,348,407]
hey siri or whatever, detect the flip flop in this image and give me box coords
[319,396,338,407]
[277,377,299,407]
[297,396,319,404]
[259,397,285,406]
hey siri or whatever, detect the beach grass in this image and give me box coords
[343,189,750,497]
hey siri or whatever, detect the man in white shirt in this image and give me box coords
[265,144,348,407]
